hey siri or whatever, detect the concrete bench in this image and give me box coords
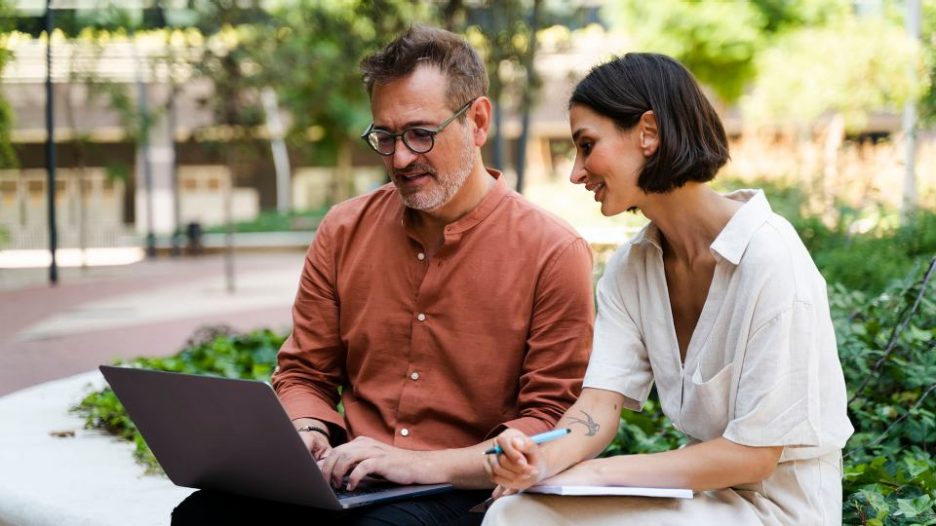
[0,371,194,526]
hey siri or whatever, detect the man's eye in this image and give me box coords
[407,128,433,140]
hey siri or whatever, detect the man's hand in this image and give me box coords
[319,436,434,491]
[293,418,332,461]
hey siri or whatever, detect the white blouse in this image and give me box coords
[583,189,853,462]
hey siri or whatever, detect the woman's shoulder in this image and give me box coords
[737,210,827,307]
[604,224,659,277]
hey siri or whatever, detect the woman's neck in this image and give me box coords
[642,183,742,265]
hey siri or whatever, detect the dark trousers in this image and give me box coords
[171,489,489,526]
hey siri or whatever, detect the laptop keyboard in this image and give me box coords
[335,484,393,499]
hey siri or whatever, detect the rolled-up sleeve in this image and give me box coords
[582,253,653,411]
[491,238,594,437]
[271,215,348,436]
[723,300,821,448]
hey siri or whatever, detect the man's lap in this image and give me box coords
[171,488,489,526]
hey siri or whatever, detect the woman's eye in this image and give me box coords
[579,142,592,155]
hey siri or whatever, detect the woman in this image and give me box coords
[482,53,853,525]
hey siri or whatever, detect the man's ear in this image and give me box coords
[468,97,492,147]
[638,110,658,157]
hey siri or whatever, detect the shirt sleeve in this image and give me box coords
[582,251,653,411]
[491,238,595,437]
[723,300,821,448]
[271,214,348,439]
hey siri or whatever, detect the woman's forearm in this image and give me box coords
[584,437,783,491]
[538,388,627,480]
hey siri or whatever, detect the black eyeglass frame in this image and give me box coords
[361,98,476,156]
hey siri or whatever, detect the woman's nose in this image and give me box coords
[569,160,587,185]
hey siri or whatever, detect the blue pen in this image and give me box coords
[483,428,571,455]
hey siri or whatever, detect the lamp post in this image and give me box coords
[45,0,58,285]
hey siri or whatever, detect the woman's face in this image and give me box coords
[568,104,648,216]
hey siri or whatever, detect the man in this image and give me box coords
[173,25,593,525]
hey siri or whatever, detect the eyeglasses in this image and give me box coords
[361,99,475,156]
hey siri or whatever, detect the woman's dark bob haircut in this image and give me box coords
[570,53,729,193]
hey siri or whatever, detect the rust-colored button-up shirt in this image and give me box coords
[272,171,594,450]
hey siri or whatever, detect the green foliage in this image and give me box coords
[743,16,922,131]
[72,326,286,471]
[715,177,936,294]
[254,0,418,163]
[604,262,936,525]
[920,0,936,124]
[602,0,767,103]
[0,0,19,169]
[834,260,936,525]
[601,394,687,457]
[203,206,327,233]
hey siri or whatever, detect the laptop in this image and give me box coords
[99,365,453,510]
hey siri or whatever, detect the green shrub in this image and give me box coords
[72,326,285,472]
[203,206,328,234]
[833,259,936,525]
[718,177,936,294]
[75,272,936,523]
[601,258,936,524]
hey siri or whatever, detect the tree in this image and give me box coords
[257,0,418,205]
[444,0,592,191]
[0,0,18,169]
[920,0,936,124]
[602,0,853,104]
[741,12,923,215]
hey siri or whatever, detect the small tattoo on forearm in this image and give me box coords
[568,410,600,436]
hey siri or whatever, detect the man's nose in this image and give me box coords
[392,138,419,170]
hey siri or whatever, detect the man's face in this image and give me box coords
[369,66,475,211]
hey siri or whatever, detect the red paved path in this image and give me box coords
[0,252,302,396]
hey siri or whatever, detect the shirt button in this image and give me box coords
[410,371,420,381]
[416,313,426,321]
[400,428,410,437]
[417,252,425,261]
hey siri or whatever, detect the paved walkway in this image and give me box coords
[0,250,307,525]
[0,252,303,396]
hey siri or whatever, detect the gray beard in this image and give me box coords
[399,134,476,211]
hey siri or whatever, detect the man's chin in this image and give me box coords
[398,190,445,211]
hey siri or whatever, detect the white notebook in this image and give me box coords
[525,485,693,499]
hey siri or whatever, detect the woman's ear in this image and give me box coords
[638,111,658,157]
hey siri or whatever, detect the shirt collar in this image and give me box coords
[400,168,509,234]
[709,189,772,265]
[630,222,663,252]
[629,189,771,266]
[444,169,509,234]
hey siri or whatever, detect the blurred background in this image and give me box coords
[1,2,935,524]
[0,0,933,277]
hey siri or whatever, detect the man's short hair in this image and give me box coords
[360,25,489,112]
[570,53,729,193]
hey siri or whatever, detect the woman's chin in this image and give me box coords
[599,202,624,217]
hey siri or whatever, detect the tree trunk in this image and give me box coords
[513,0,542,194]
[223,151,236,294]
[331,138,353,205]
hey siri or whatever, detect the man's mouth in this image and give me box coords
[396,172,430,182]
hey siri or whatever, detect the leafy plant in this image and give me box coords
[836,258,936,525]
[202,206,328,234]
[72,326,285,472]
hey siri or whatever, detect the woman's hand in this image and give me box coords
[483,428,546,491]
